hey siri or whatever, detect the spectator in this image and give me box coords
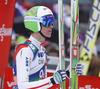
[88,55,100,76]
[46,43,59,57]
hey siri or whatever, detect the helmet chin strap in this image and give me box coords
[39,30,46,38]
[39,23,47,38]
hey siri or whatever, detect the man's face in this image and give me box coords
[41,25,53,38]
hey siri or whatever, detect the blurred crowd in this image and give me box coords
[9,0,100,77]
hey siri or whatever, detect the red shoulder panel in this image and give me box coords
[14,44,28,63]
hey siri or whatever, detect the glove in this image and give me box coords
[50,69,67,85]
[75,63,84,75]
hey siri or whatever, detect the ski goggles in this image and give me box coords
[41,15,54,27]
[24,15,54,27]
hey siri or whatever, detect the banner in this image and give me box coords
[0,0,15,77]
[78,75,100,89]
[4,67,13,89]
[48,74,100,89]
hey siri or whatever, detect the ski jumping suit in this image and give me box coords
[13,35,53,89]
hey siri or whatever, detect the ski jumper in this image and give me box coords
[13,35,53,89]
